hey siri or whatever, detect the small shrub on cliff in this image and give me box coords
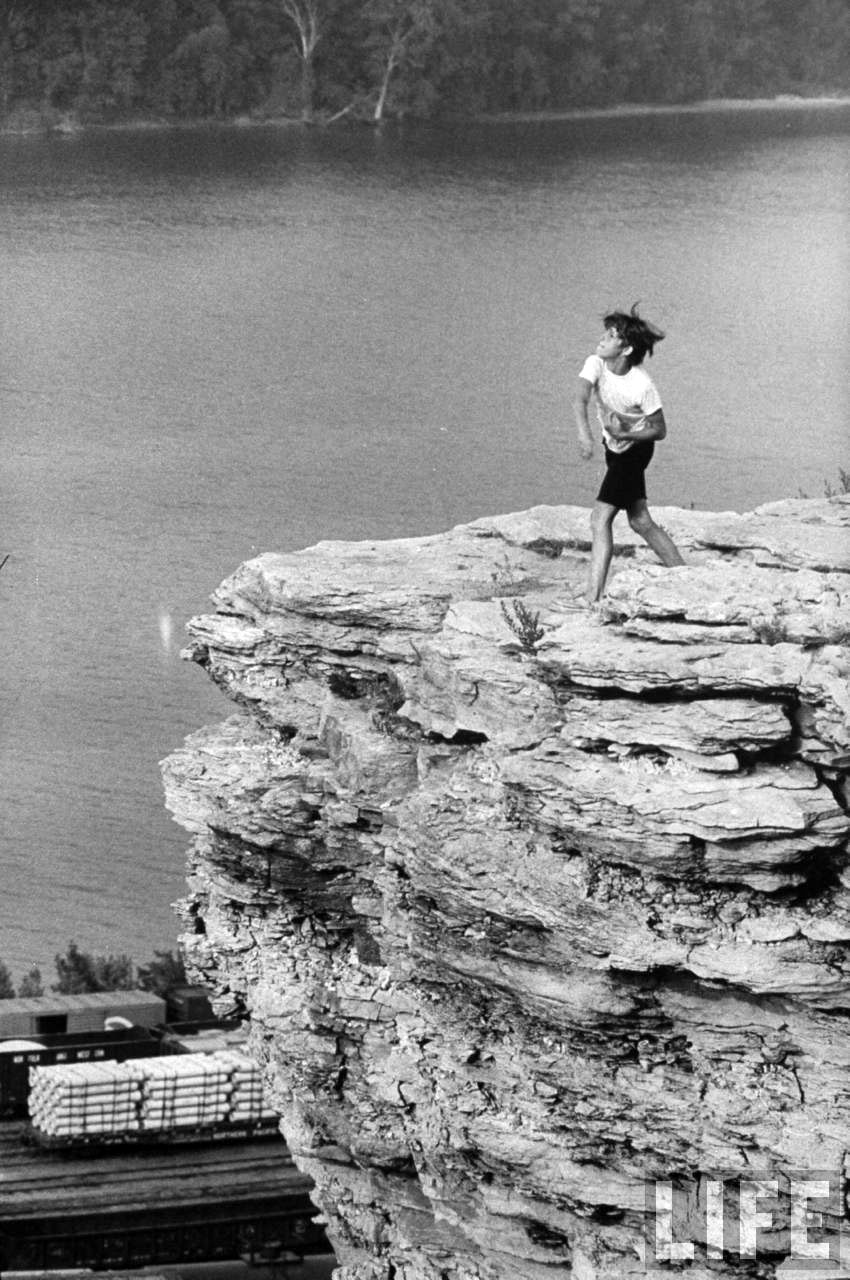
[750,601,791,646]
[751,618,789,646]
[823,468,850,497]
[500,599,546,654]
[797,468,850,499]
[491,555,550,654]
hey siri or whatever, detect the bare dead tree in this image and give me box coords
[279,0,322,122]
[368,0,437,123]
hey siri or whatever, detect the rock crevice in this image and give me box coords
[163,498,850,1279]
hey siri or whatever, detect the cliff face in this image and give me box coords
[162,498,850,1280]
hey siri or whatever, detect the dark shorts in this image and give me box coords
[597,441,655,510]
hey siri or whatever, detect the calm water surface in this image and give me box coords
[1,107,848,978]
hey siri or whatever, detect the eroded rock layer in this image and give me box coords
[163,497,850,1279]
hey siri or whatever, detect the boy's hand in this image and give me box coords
[578,434,594,460]
[605,415,633,440]
[607,410,644,440]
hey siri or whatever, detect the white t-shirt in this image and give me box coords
[579,354,662,454]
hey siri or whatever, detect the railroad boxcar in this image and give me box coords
[0,991,166,1038]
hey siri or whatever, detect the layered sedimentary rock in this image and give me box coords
[162,496,850,1279]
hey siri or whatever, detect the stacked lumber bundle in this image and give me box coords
[220,1049,274,1122]
[139,1054,232,1130]
[28,1061,142,1136]
[28,1050,273,1141]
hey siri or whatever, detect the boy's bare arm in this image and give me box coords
[573,377,595,458]
[606,408,667,442]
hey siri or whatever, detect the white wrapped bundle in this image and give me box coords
[215,1050,266,1123]
[143,1089,231,1103]
[141,1101,230,1115]
[34,1102,139,1121]
[216,1049,260,1075]
[221,1051,265,1122]
[38,1104,138,1124]
[144,1074,231,1087]
[29,1060,143,1137]
[136,1052,235,1130]
[39,1107,139,1136]
[30,1050,275,1139]
[32,1060,140,1086]
[141,1092,230,1110]
[43,1103,139,1120]
[141,1104,226,1117]
[34,1083,140,1102]
[142,1099,230,1114]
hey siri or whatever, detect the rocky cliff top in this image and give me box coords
[163,497,850,1279]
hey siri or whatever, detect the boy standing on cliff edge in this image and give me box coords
[574,304,685,602]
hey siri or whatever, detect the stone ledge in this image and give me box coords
[163,497,850,1280]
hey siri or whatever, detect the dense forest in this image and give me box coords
[0,0,848,127]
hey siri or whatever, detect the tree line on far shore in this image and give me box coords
[0,0,847,128]
[0,944,186,998]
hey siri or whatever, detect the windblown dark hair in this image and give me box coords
[603,303,665,368]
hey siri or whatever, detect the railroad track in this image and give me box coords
[0,1119,327,1271]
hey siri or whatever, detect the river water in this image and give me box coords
[0,105,847,980]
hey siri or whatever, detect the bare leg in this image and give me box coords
[627,499,685,566]
[588,501,618,601]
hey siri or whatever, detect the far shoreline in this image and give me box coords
[472,93,850,124]
[1,92,848,137]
